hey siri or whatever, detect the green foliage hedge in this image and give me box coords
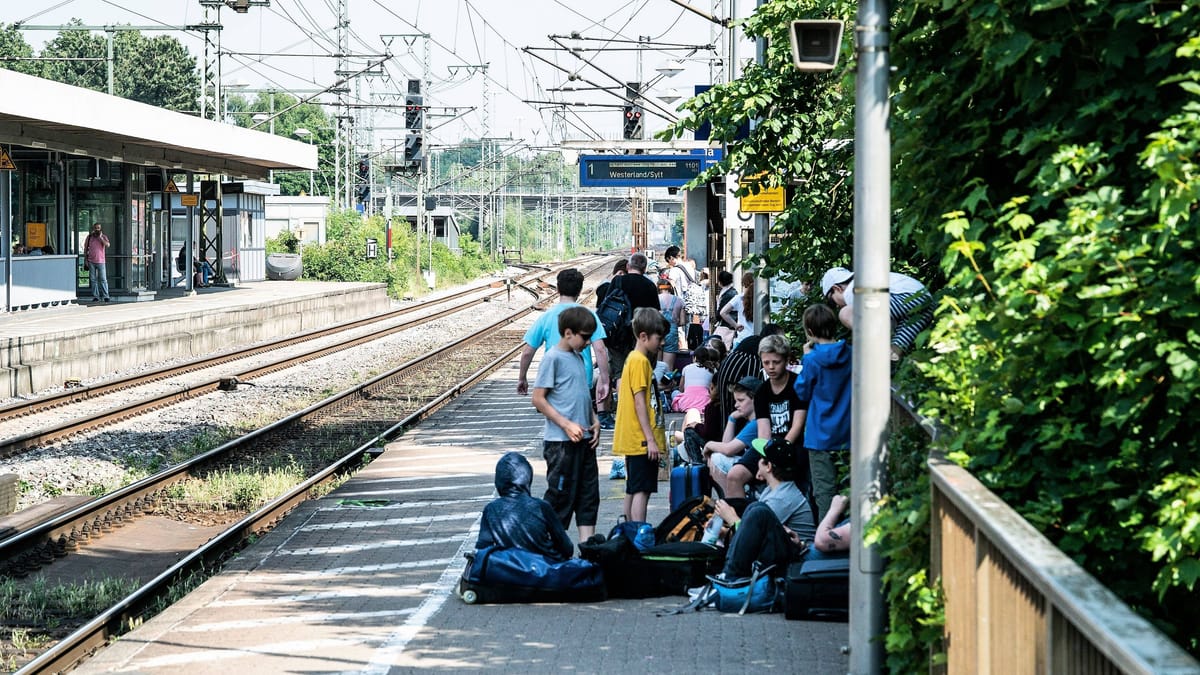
[666,0,1200,667]
[896,1,1200,657]
[297,210,500,298]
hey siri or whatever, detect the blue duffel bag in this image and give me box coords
[458,546,607,604]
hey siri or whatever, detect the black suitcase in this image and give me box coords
[580,536,723,598]
[784,555,849,621]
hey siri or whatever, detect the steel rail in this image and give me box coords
[17,331,528,675]
[0,270,549,425]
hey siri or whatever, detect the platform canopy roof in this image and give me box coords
[0,69,316,180]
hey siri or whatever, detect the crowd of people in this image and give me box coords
[485,252,930,586]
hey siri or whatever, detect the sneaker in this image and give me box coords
[598,412,615,430]
[609,457,626,480]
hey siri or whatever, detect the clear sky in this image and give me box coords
[7,0,746,151]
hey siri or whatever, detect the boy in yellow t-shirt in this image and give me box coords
[613,307,670,522]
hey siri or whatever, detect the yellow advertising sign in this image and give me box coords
[180,194,199,207]
[26,222,47,247]
[739,173,786,213]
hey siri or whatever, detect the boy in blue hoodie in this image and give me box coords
[793,304,852,521]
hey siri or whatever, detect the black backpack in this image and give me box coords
[596,276,633,350]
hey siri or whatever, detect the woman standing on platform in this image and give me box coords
[84,223,111,303]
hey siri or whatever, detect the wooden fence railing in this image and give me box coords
[928,453,1198,674]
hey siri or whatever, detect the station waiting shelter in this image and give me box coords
[0,69,316,312]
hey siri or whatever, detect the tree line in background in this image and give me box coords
[667,0,1200,668]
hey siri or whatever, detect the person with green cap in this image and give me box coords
[709,437,815,579]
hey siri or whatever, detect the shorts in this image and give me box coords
[543,439,600,528]
[609,347,629,384]
[734,449,761,476]
[662,323,680,354]
[709,451,742,475]
[623,454,659,495]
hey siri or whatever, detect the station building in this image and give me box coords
[0,69,316,311]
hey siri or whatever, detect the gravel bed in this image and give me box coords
[0,266,575,512]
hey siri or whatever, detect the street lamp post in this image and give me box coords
[293,127,315,195]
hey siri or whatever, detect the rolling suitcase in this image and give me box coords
[784,554,850,621]
[668,463,711,511]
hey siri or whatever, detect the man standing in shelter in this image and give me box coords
[84,223,111,303]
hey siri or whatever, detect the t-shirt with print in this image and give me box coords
[522,302,607,389]
[754,372,805,439]
[533,345,594,443]
[613,349,666,456]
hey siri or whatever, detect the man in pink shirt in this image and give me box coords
[84,222,111,302]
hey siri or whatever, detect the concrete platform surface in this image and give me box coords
[76,351,851,674]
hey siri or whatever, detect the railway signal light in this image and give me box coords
[404,132,424,170]
[405,93,424,130]
[623,105,643,140]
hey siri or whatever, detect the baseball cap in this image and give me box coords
[734,375,764,392]
[751,437,796,467]
[821,267,853,297]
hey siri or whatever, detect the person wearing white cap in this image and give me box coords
[820,266,933,360]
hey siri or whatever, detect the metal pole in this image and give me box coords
[2,169,11,312]
[850,1,890,672]
[752,0,769,337]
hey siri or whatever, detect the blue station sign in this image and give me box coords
[579,150,722,188]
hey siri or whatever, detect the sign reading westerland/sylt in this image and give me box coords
[579,151,722,188]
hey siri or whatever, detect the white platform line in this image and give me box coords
[238,557,456,583]
[174,608,417,633]
[209,585,436,608]
[303,511,478,531]
[275,534,464,556]
[114,638,365,669]
[353,520,481,674]
[318,496,491,510]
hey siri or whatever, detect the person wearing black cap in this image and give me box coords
[476,452,575,562]
[710,438,815,579]
[702,375,763,497]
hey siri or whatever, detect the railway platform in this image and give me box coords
[75,349,851,674]
[0,281,391,398]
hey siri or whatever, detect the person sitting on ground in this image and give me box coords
[711,438,816,579]
[702,376,763,497]
[809,494,851,561]
[476,452,575,562]
[724,333,805,500]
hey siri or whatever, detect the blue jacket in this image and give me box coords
[793,340,852,451]
[476,452,575,561]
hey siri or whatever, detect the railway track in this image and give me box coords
[0,267,561,460]
[2,256,614,673]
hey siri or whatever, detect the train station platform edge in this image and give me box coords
[0,281,389,398]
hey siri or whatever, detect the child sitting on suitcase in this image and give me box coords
[701,375,763,498]
[613,307,670,523]
[710,438,815,579]
[476,452,575,562]
[530,306,602,544]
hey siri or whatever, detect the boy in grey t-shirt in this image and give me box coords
[532,306,601,543]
